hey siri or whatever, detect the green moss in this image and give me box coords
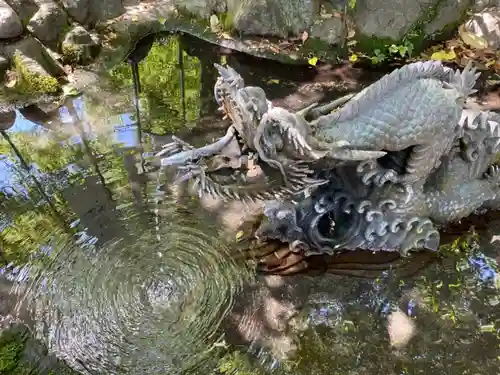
[61,44,81,64]
[9,55,60,96]
[217,12,235,33]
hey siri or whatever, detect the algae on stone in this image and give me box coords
[9,55,60,96]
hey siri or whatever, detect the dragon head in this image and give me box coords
[214,63,273,151]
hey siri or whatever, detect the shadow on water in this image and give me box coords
[0,32,498,375]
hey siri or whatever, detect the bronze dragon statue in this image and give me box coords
[154,60,500,258]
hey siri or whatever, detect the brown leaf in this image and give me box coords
[301,30,309,43]
[219,32,233,40]
[63,65,73,75]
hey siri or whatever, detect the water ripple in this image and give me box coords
[20,211,250,375]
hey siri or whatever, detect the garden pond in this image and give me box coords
[0,33,499,375]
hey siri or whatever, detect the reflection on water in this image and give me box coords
[26,215,248,375]
[0,33,499,375]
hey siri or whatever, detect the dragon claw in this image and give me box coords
[375,169,399,186]
[361,167,399,187]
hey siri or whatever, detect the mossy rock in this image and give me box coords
[61,26,101,65]
[8,55,61,96]
[348,0,473,65]
[1,37,64,107]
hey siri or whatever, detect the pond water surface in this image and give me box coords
[0,33,499,375]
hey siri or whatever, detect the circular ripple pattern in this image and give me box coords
[23,212,250,375]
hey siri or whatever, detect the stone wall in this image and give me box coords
[0,0,499,111]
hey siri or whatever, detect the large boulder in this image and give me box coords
[60,0,125,25]
[61,25,100,64]
[173,0,226,18]
[463,7,500,49]
[4,0,38,24]
[352,0,482,41]
[424,0,471,35]
[472,0,500,12]
[4,37,64,96]
[354,0,437,40]
[309,13,345,45]
[227,0,320,38]
[0,0,23,39]
[27,2,69,50]
[5,37,65,77]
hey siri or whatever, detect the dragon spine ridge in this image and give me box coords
[323,61,479,126]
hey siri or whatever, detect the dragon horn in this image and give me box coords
[214,63,229,76]
[327,149,387,160]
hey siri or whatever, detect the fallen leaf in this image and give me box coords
[308,56,318,66]
[267,79,280,84]
[349,54,358,62]
[459,24,488,49]
[479,324,495,333]
[236,231,244,240]
[301,30,309,43]
[210,14,221,32]
[158,17,166,24]
[5,77,16,88]
[430,49,456,61]
[63,65,73,75]
[131,15,139,22]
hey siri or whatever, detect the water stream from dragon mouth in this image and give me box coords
[0,32,499,375]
